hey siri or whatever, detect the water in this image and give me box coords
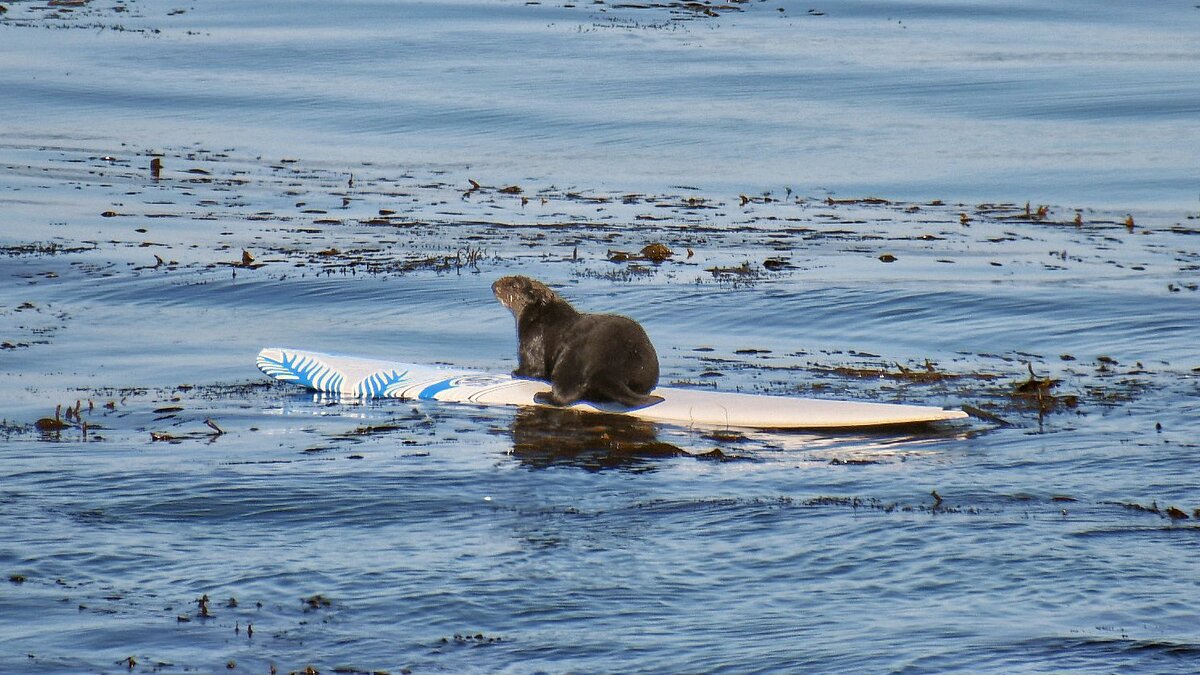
[2,1,1200,673]
[2,0,1199,209]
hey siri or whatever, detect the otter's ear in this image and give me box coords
[529,282,556,306]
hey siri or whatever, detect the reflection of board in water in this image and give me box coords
[258,348,969,430]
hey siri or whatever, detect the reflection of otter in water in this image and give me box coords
[510,406,685,472]
[509,407,742,471]
[492,275,659,407]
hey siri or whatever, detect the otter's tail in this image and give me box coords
[608,381,663,409]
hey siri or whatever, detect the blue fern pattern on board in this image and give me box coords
[257,351,345,393]
[355,369,410,398]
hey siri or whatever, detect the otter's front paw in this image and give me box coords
[533,391,561,406]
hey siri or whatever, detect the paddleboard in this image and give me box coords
[257,347,968,430]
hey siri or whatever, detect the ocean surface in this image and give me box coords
[2,1,1199,673]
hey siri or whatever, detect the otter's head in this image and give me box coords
[492,275,560,317]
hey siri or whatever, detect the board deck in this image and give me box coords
[257,347,969,430]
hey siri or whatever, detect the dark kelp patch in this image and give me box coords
[811,360,994,384]
[1102,501,1197,521]
[0,241,98,257]
[608,242,674,263]
[31,401,103,441]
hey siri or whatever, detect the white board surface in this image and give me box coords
[257,347,968,430]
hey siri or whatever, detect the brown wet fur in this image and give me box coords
[492,276,659,407]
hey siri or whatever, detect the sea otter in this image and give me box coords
[492,275,659,408]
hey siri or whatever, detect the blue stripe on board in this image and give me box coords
[417,378,456,400]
